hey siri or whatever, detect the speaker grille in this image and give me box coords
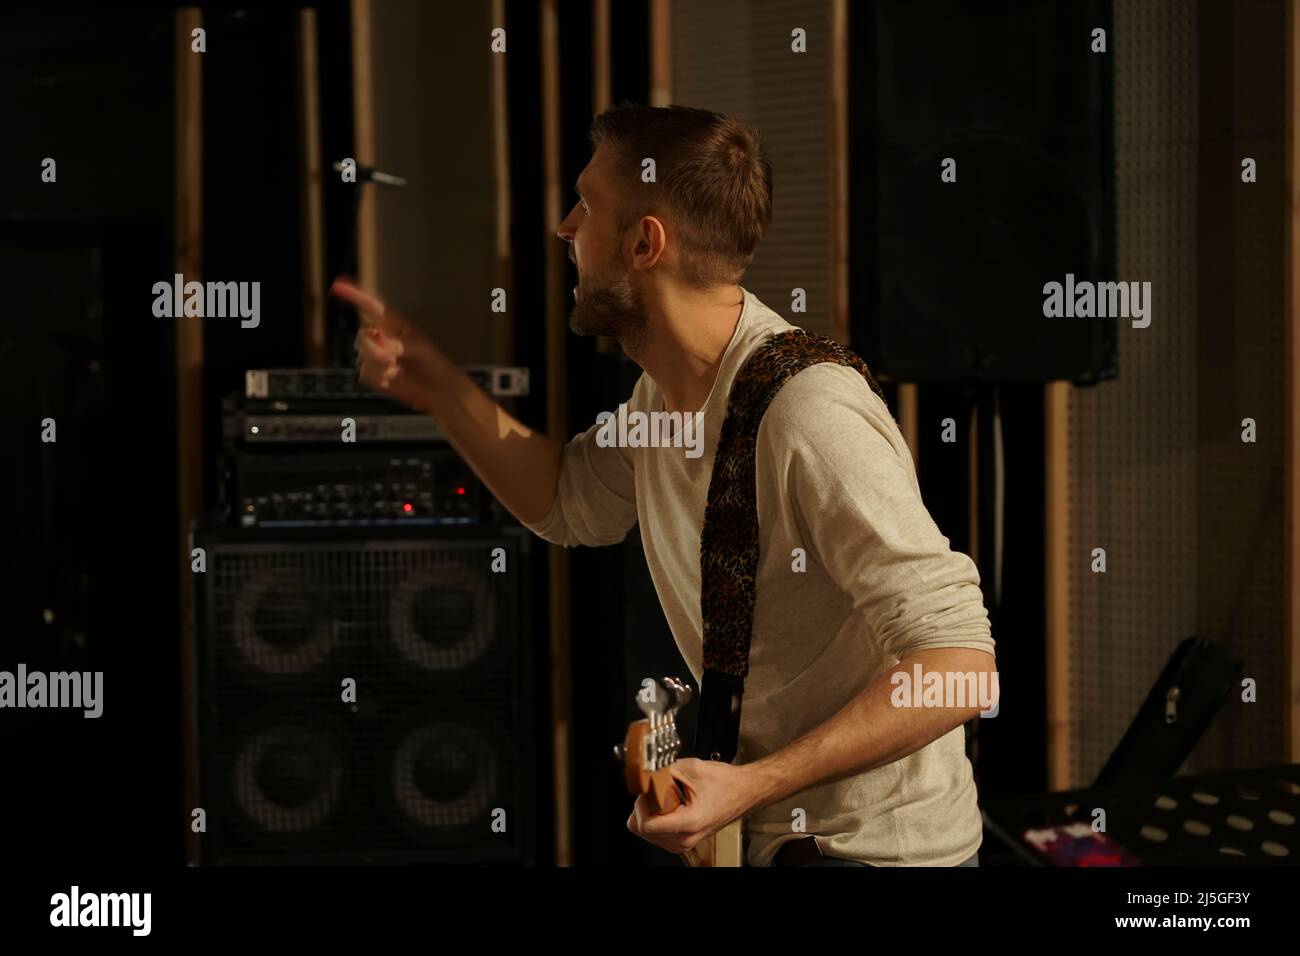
[193,525,531,864]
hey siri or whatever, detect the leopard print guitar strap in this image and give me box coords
[693,329,886,763]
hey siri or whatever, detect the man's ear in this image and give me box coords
[633,215,667,269]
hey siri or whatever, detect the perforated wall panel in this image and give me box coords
[1067,0,1285,785]
[671,0,834,335]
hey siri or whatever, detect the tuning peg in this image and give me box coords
[663,676,693,711]
[612,742,627,763]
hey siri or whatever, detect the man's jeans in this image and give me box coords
[783,850,980,867]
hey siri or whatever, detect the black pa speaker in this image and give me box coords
[190,519,537,864]
[851,0,1117,384]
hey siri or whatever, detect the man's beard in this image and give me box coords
[568,268,650,347]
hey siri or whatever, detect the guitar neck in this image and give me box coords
[619,679,745,866]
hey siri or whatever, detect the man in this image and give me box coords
[332,103,996,867]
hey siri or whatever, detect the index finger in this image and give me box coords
[330,276,386,323]
[638,804,691,836]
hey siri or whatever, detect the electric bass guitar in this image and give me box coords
[614,676,744,867]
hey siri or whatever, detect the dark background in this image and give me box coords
[0,0,1097,867]
[0,0,1286,868]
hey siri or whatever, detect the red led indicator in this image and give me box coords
[456,487,466,496]
[402,502,413,513]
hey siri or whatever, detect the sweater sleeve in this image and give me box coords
[759,364,996,662]
[521,376,641,548]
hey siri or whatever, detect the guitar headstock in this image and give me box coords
[613,677,693,813]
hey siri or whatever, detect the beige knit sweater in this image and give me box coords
[526,288,996,866]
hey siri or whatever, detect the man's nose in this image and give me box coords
[556,204,583,242]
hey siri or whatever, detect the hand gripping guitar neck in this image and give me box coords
[614,677,743,867]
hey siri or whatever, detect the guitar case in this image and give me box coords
[1093,636,1241,787]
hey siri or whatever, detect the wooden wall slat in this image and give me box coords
[541,0,573,867]
[1286,0,1300,762]
[296,8,327,365]
[175,5,204,866]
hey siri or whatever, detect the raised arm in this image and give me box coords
[331,276,562,525]
[331,276,637,545]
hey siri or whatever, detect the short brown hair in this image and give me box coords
[588,103,773,288]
